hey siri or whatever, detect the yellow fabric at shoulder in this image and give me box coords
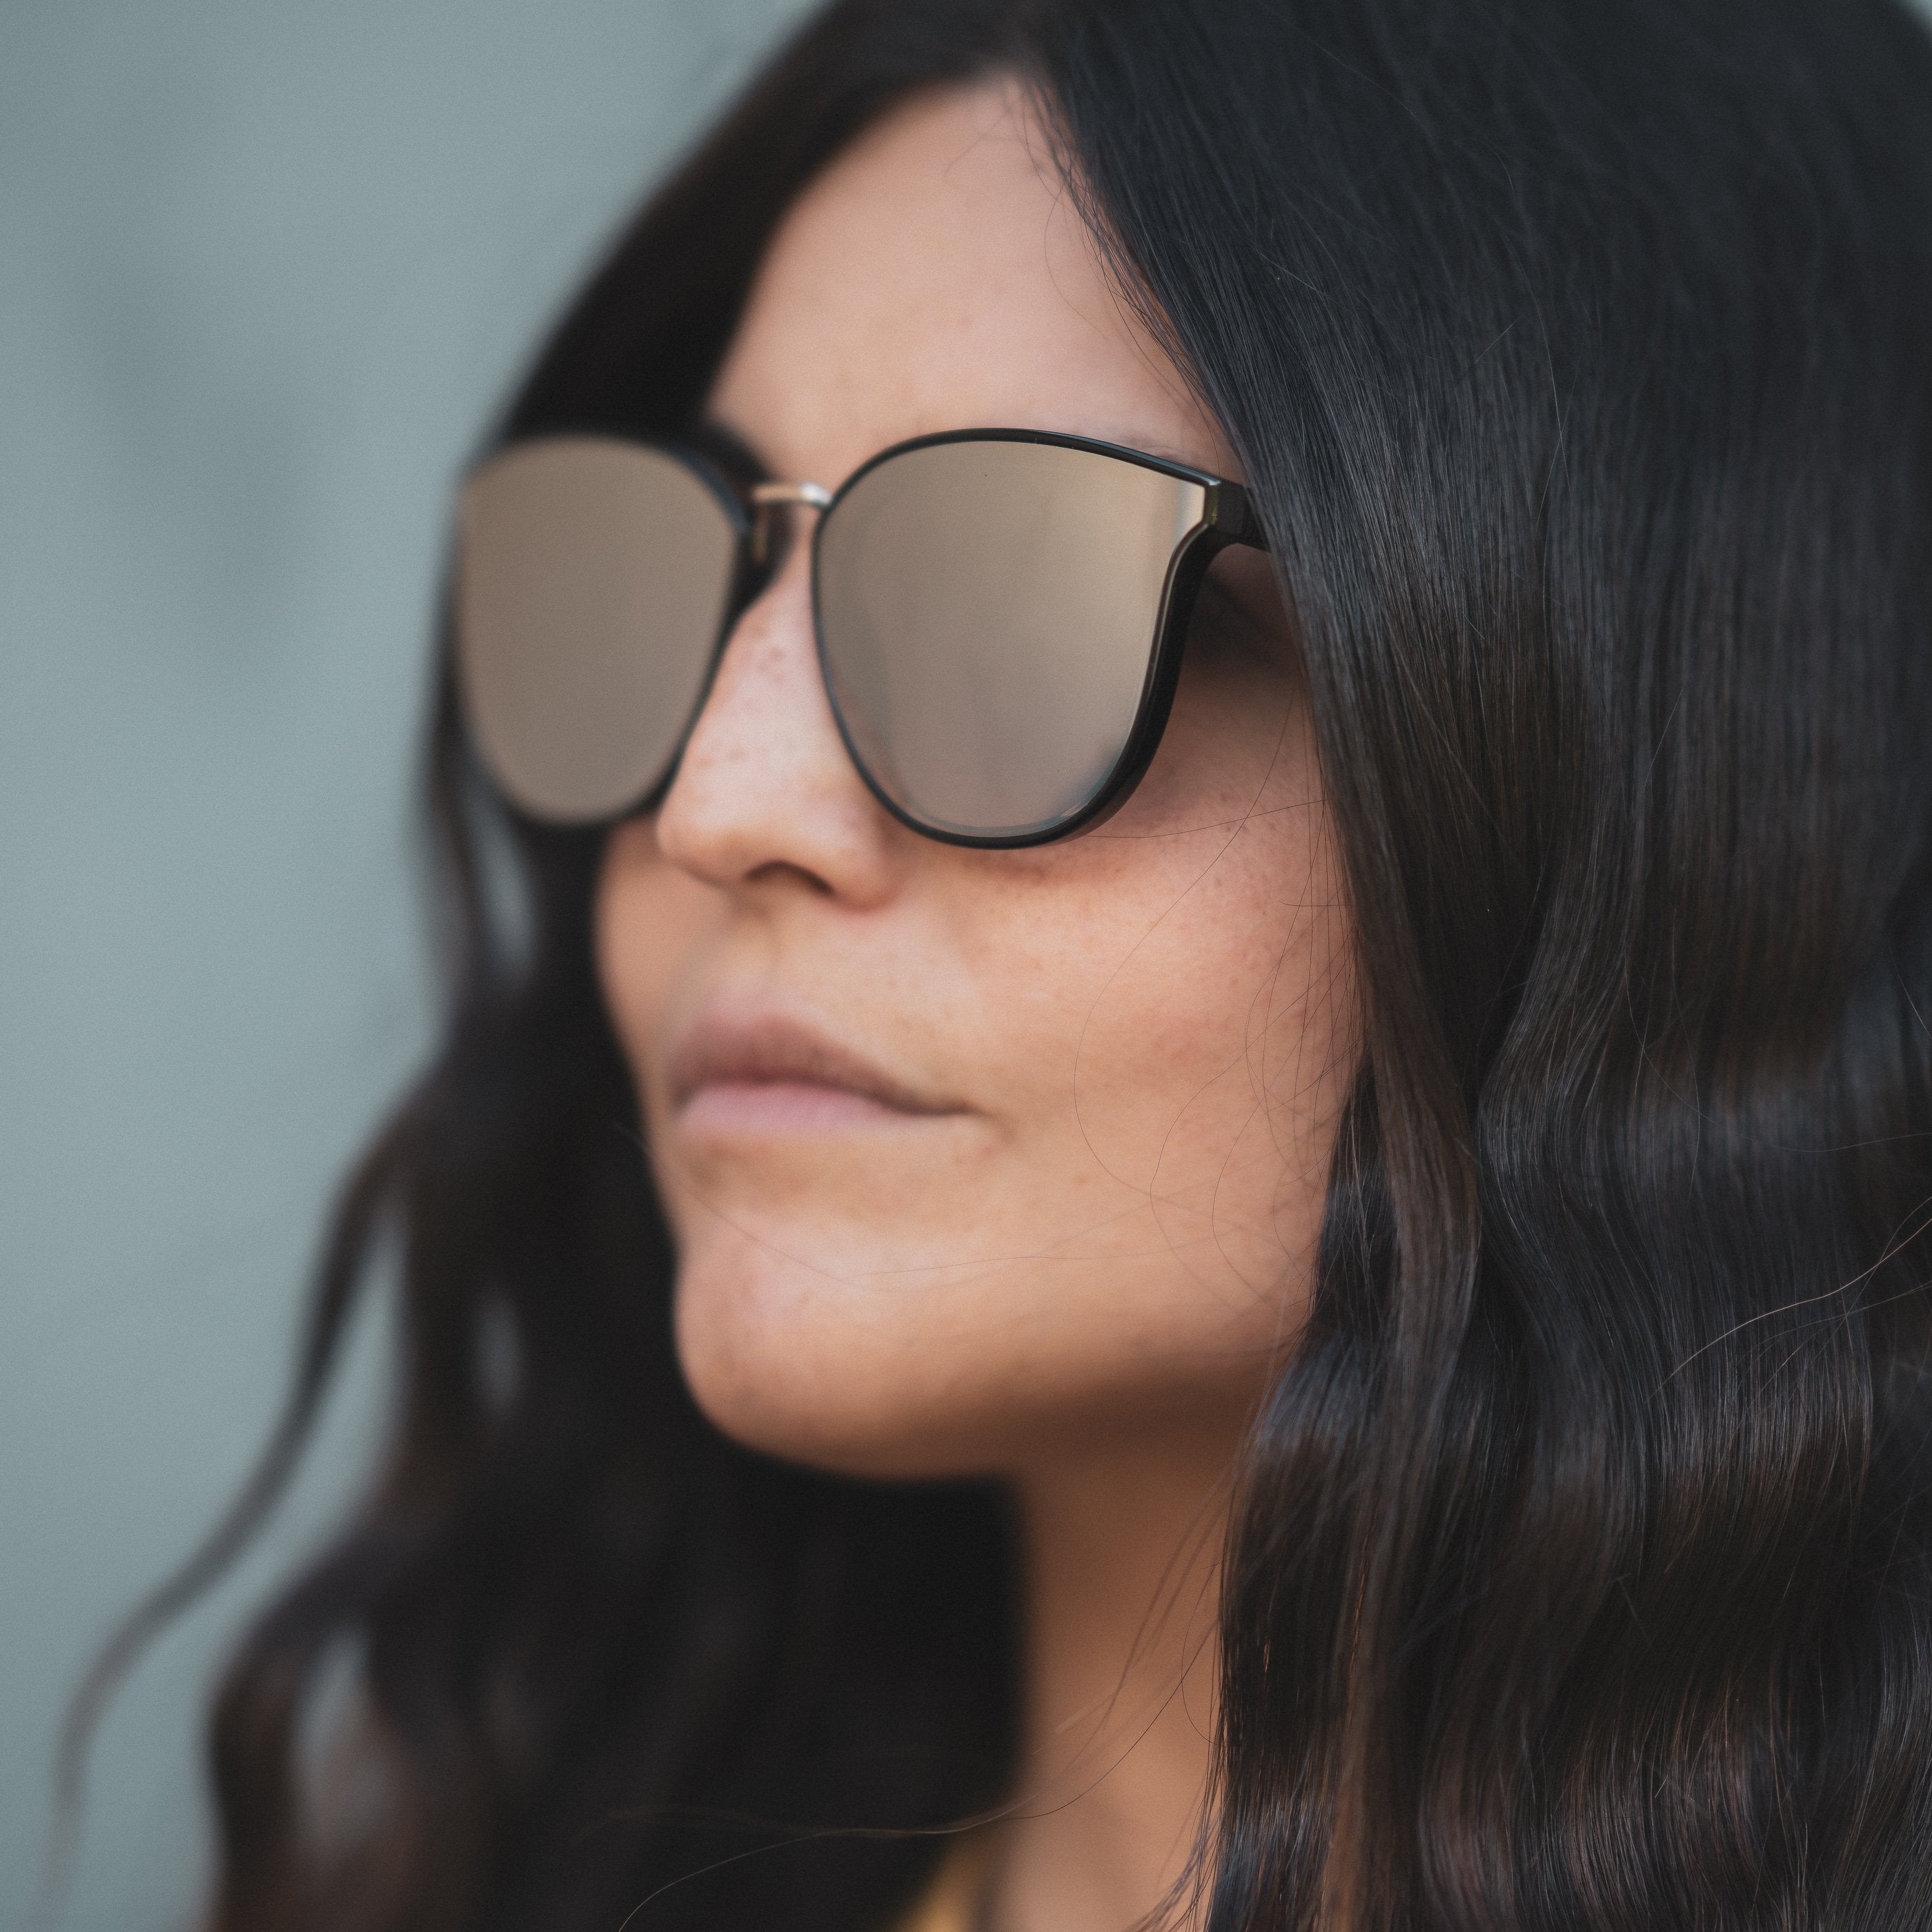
[894,1835,993,1932]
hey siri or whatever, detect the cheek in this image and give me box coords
[1065,647,1351,1223]
[1005,709,1352,1308]
[1081,833,1350,1305]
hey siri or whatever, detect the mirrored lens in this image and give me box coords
[455,437,738,823]
[816,440,1207,840]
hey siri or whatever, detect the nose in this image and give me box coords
[651,520,907,905]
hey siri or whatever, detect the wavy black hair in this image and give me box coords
[73,0,1932,1926]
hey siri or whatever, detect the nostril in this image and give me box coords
[745,858,835,894]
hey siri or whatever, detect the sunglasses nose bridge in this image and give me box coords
[748,479,833,567]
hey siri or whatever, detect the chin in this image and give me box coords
[669,1230,1000,1481]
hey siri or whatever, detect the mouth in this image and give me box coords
[667,1012,969,1137]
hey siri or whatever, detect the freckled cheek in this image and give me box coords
[1040,822,1345,1182]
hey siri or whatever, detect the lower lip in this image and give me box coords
[677,1080,953,1136]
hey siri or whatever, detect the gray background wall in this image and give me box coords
[0,3,811,1925]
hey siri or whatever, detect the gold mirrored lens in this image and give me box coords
[816,440,1206,839]
[455,438,737,823]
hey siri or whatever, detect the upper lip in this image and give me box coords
[667,1012,965,1117]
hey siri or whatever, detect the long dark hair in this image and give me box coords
[124,0,1932,1924]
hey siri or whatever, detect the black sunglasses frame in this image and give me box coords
[470,425,1269,849]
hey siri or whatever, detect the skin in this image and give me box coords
[595,80,1354,1932]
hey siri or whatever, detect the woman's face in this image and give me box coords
[596,81,1353,1479]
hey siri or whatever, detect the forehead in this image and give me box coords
[705,80,1232,487]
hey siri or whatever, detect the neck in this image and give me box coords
[987,1422,1237,1932]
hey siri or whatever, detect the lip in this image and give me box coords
[667,1012,967,1134]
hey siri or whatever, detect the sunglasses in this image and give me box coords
[454,426,1268,848]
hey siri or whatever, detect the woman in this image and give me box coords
[138,0,1932,1926]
